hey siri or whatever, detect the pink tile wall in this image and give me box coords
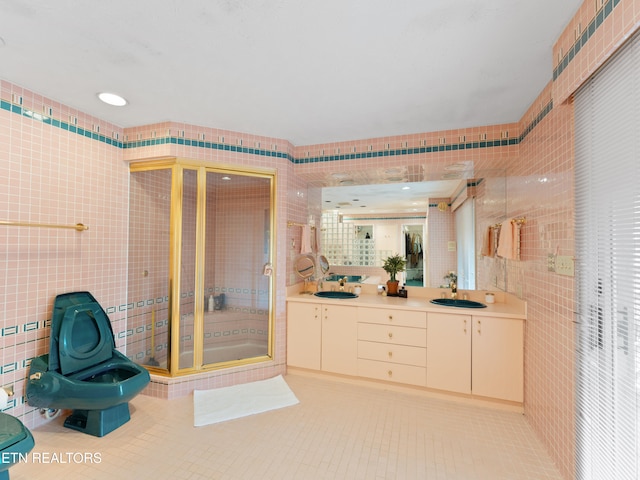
[0,82,127,430]
[512,94,576,480]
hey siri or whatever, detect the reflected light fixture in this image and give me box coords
[97,92,128,106]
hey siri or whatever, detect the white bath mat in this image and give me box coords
[193,375,299,427]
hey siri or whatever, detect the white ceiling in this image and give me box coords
[0,0,582,146]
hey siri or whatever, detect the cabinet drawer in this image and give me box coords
[358,307,426,328]
[358,340,426,367]
[358,323,427,347]
[358,359,426,387]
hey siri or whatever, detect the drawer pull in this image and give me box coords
[388,332,393,339]
[388,315,393,321]
[388,351,393,358]
[388,370,393,377]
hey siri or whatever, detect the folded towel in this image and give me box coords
[300,225,312,254]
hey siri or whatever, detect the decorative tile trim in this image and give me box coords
[293,139,519,165]
[553,0,620,80]
[3,87,555,164]
[0,320,49,338]
[0,99,124,147]
[520,100,553,142]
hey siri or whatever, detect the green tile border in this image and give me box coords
[553,0,620,80]
[2,93,553,165]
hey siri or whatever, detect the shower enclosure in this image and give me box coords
[127,158,275,376]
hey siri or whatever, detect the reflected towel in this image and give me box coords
[496,219,519,260]
[481,226,494,257]
[314,224,321,254]
[300,225,312,254]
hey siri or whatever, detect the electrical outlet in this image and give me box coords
[547,253,556,272]
[556,255,575,276]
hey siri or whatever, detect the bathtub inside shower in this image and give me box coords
[136,307,270,371]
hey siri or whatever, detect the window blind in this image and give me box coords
[574,30,640,480]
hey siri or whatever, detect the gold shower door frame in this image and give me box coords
[129,157,276,377]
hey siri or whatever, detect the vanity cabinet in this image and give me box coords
[426,312,523,402]
[286,301,357,375]
[357,307,427,386]
[286,302,321,369]
[287,299,524,403]
[426,312,472,394]
[321,304,358,375]
[471,316,523,402]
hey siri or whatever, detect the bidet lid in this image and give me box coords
[0,413,30,450]
[49,291,116,375]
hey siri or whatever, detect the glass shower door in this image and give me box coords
[201,170,273,366]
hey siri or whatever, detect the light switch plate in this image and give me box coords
[556,255,575,276]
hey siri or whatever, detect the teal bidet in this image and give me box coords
[0,413,34,480]
[26,292,150,437]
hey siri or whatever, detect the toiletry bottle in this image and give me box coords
[208,295,214,312]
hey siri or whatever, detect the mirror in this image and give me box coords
[294,254,316,279]
[318,255,330,275]
[356,225,373,240]
[318,170,507,290]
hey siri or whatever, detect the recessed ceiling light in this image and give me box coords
[402,186,410,190]
[97,92,128,107]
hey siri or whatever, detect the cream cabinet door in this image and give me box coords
[322,304,358,375]
[426,312,471,394]
[286,302,321,369]
[471,317,523,402]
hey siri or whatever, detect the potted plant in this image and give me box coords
[382,253,407,295]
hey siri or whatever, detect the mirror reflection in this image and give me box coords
[318,170,506,290]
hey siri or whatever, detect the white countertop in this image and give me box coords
[287,285,526,320]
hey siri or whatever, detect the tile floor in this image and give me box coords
[12,372,564,480]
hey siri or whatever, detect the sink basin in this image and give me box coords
[314,291,359,299]
[430,298,487,308]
